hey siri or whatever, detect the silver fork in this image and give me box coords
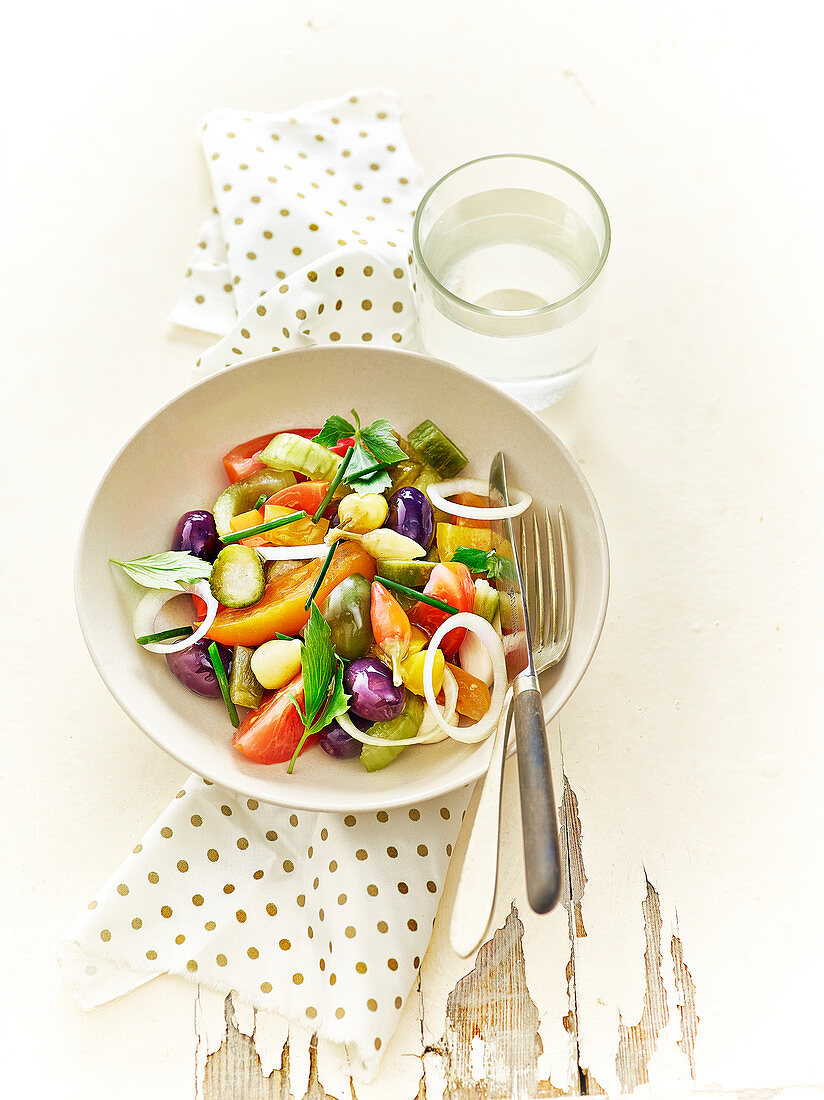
[449,507,573,957]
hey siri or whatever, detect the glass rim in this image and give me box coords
[412,153,611,318]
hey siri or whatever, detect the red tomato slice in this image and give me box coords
[232,673,313,764]
[264,480,329,515]
[409,562,475,658]
[222,430,354,483]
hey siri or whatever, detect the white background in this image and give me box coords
[1,1,822,1096]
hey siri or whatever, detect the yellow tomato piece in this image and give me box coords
[436,522,493,564]
[230,508,264,532]
[263,503,329,546]
[407,626,429,657]
[401,648,444,697]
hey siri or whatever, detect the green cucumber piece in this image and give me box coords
[210,546,265,609]
[376,559,436,587]
[213,468,297,537]
[259,432,340,482]
[360,694,424,772]
[229,645,264,709]
[473,578,499,623]
[407,420,468,479]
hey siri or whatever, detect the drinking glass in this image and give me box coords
[413,154,610,407]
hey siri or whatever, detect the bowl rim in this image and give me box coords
[75,345,609,809]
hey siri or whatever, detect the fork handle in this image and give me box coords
[513,677,562,914]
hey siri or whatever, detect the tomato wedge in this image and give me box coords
[222,430,354,483]
[207,542,375,646]
[408,562,475,658]
[264,481,329,516]
[233,673,311,764]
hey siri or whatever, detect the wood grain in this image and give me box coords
[439,904,541,1100]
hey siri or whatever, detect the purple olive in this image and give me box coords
[343,656,405,723]
[318,716,365,759]
[166,639,231,697]
[386,487,434,548]
[172,510,222,563]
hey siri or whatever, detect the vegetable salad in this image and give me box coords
[112,413,531,773]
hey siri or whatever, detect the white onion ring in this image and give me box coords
[418,665,459,744]
[131,581,218,654]
[459,631,494,686]
[427,478,532,520]
[256,545,329,560]
[423,613,507,743]
[337,707,445,748]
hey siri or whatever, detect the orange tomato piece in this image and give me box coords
[229,508,269,548]
[453,491,491,530]
[439,662,491,720]
[207,542,375,646]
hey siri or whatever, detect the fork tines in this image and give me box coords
[519,507,572,665]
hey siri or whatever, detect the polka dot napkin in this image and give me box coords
[58,776,472,1079]
[169,89,423,371]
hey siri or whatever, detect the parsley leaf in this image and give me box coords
[312,415,355,449]
[359,418,408,466]
[350,466,392,495]
[312,409,407,493]
[110,551,212,591]
[287,604,350,773]
[299,603,335,723]
[450,547,510,580]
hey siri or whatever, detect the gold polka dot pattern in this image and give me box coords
[169,91,421,372]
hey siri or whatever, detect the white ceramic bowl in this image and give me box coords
[76,346,608,811]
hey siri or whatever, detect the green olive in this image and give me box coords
[321,573,373,661]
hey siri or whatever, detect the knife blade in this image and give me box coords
[489,452,561,914]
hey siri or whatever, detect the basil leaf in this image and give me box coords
[313,414,355,449]
[110,551,212,590]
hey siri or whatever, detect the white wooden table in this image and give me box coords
[2,2,822,1096]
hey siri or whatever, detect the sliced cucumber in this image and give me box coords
[213,468,296,537]
[210,546,265,609]
[229,645,264,710]
[376,559,436,587]
[473,578,500,623]
[407,420,468,479]
[259,432,340,482]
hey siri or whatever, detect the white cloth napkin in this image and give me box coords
[58,91,473,1082]
[58,776,471,1078]
[170,90,423,372]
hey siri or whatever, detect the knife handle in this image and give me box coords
[513,681,562,914]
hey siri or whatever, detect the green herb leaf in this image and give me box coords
[349,467,393,495]
[313,414,355,449]
[314,410,406,495]
[450,547,509,579]
[313,659,348,733]
[287,651,349,773]
[111,551,212,591]
[344,442,382,482]
[299,603,335,727]
[359,419,408,466]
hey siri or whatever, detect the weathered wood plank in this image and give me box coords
[438,904,541,1100]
